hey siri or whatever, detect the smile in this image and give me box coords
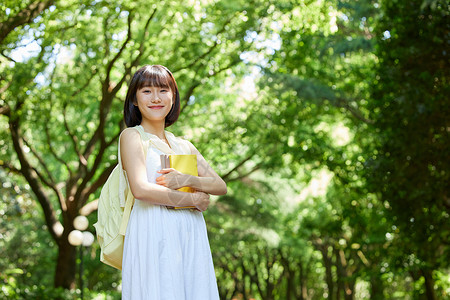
[149,106,164,109]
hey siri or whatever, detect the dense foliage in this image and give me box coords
[0,0,448,299]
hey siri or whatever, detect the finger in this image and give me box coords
[157,169,171,173]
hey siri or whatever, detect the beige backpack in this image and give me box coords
[93,127,148,270]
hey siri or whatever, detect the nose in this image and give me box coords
[151,94,161,102]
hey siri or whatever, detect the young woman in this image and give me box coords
[120,65,227,299]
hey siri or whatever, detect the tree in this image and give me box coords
[366,0,449,299]
[2,0,448,297]
[0,0,270,288]
[0,0,55,45]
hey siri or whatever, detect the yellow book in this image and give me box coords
[160,154,198,209]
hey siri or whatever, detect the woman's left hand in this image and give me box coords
[156,168,189,190]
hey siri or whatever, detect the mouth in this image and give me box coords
[149,106,164,109]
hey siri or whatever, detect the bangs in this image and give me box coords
[137,67,172,90]
[124,64,181,128]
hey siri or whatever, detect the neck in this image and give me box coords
[139,120,167,139]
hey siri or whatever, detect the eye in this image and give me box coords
[160,89,168,93]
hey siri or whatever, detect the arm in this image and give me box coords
[120,128,210,211]
[184,140,227,195]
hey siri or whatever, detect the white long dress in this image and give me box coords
[121,126,219,300]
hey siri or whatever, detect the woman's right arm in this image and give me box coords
[120,128,210,211]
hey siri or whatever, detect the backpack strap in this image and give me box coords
[118,126,150,236]
[119,187,134,235]
[133,125,151,155]
[134,125,179,154]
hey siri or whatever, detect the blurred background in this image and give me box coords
[0,0,448,299]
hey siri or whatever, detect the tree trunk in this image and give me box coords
[54,233,77,289]
[298,261,308,300]
[409,270,423,300]
[318,245,334,300]
[241,267,248,300]
[336,280,342,300]
[325,260,334,300]
[284,264,293,300]
[345,278,355,300]
[334,248,344,300]
[279,249,295,300]
[370,273,384,300]
[264,249,276,300]
[421,268,437,300]
[334,248,356,300]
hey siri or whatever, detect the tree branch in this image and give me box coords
[171,15,235,73]
[71,67,98,98]
[336,97,374,124]
[82,8,156,161]
[22,135,66,211]
[0,77,13,95]
[8,119,59,241]
[222,151,256,181]
[22,136,55,184]
[179,52,242,115]
[0,51,17,63]
[73,10,156,208]
[227,163,262,182]
[0,160,21,174]
[0,103,11,116]
[104,11,134,90]
[79,164,115,207]
[39,57,75,180]
[116,8,162,88]
[78,130,121,207]
[42,119,72,172]
[0,0,55,44]
[82,11,138,160]
[134,7,158,56]
[268,72,374,125]
[179,81,201,115]
[102,15,111,59]
[61,103,86,169]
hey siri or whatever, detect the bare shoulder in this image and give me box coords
[120,127,139,141]
[120,127,141,149]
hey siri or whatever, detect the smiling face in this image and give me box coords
[135,86,173,123]
[124,65,181,128]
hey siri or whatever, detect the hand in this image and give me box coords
[156,168,189,190]
[193,192,210,212]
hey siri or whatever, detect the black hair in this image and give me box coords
[124,65,180,127]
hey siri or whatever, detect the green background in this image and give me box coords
[0,0,448,299]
